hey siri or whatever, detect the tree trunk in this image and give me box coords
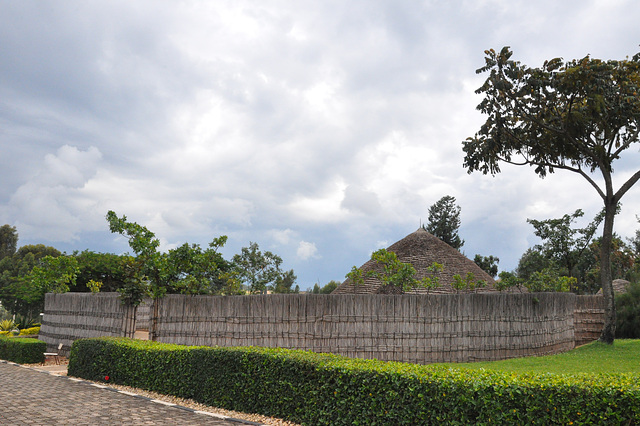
[149,298,159,341]
[598,199,616,344]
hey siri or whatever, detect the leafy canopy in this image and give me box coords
[346,248,443,293]
[424,195,464,250]
[464,46,640,186]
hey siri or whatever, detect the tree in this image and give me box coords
[273,270,299,294]
[72,250,133,293]
[232,242,289,294]
[473,254,500,278]
[0,225,18,261]
[516,248,555,281]
[526,208,605,291]
[106,211,236,301]
[0,244,62,318]
[346,248,443,293]
[313,280,340,294]
[463,47,640,343]
[424,196,464,250]
[22,255,79,302]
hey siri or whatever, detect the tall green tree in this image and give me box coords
[0,244,62,318]
[106,211,235,302]
[424,195,464,250]
[0,225,18,261]
[463,47,640,343]
[526,208,605,290]
[232,242,291,294]
[473,254,500,278]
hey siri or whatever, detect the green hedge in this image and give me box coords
[68,337,640,425]
[0,336,46,364]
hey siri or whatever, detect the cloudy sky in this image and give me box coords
[1,0,639,289]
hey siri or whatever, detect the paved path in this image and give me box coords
[0,361,253,425]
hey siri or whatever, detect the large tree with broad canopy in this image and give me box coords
[463,47,640,343]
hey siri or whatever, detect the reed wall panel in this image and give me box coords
[574,295,605,346]
[39,292,130,356]
[154,293,581,364]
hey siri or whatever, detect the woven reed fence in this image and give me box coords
[153,293,585,364]
[39,292,135,356]
[574,295,606,347]
[135,298,153,330]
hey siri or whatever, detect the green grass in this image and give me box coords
[440,339,640,375]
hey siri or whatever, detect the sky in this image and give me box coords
[1,0,640,289]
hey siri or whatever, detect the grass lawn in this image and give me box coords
[440,339,640,375]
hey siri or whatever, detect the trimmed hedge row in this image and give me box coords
[0,336,46,364]
[68,338,640,425]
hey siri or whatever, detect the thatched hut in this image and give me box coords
[333,227,498,294]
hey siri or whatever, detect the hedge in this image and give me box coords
[0,336,46,364]
[68,337,640,425]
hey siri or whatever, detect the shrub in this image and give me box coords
[616,281,640,338]
[69,337,640,425]
[18,326,40,336]
[0,336,46,364]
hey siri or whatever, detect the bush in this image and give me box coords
[68,337,640,425]
[18,326,40,336]
[616,281,640,338]
[0,336,46,364]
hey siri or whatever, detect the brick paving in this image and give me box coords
[0,361,253,425]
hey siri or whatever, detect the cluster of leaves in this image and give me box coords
[508,208,640,296]
[451,272,487,293]
[346,249,443,293]
[68,337,640,425]
[473,254,499,278]
[0,213,300,318]
[0,336,46,364]
[310,280,340,294]
[497,270,574,293]
[424,195,464,250]
[616,281,640,339]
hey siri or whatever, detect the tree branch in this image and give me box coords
[614,169,640,203]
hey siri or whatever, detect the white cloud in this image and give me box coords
[297,240,318,260]
[0,0,639,283]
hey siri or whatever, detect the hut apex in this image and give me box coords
[334,228,497,295]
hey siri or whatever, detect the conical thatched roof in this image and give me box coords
[333,228,498,294]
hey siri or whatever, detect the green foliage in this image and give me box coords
[106,211,238,302]
[23,255,79,301]
[0,224,18,261]
[0,336,46,363]
[18,326,40,336]
[496,271,526,292]
[451,272,487,293]
[615,281,640,339]
[473,254,499,278]
[69,337,640,425]
[524,268,574,293]
[346,249,442,293]
[517,248,555,281]
[86,279,103,293]
[232,242,292,294]
[311,280,340,294]
[0,244,62,318]
[424,195,464,250]
[498,269,574,293]
[273,270,299,294]
[72,250,132,293]
[0,319,18,331]
[464,46,640,342]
